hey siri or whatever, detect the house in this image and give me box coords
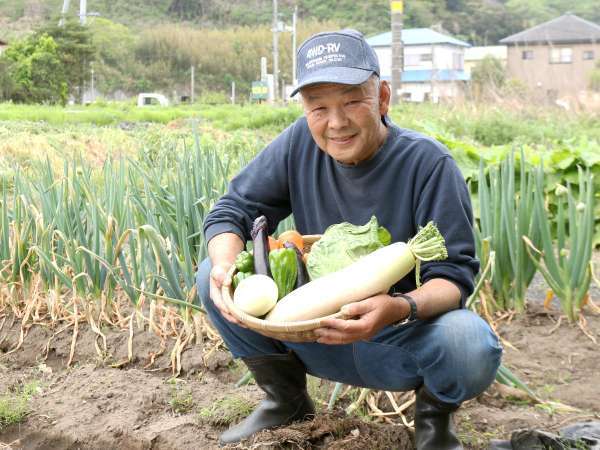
[499,13,600,99]
[464,45,507,75]
[366,28,471,102]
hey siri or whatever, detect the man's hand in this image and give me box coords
[207,232,246,326]
[314,294,406,345]
[209,263,246,327]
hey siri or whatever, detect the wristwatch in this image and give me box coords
[391,293,418,326]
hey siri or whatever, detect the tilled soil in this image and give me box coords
[1,292,599,449]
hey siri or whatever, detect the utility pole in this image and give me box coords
[191,65,195,103]
[292,5,298,86]
[59,0,70,26]
[79,0,87,25]
[90,64,95,102]
[272,0,279,102]
[390,0,404,105]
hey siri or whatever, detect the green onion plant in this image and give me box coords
[524,165,595,322]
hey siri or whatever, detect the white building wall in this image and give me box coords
[374,44,466,74]
[373,47,391,78]
[400,82,463,103]
[403,45,434,70]
[432,45,465,70]
[373,42,467,103]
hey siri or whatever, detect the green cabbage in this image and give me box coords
[307,216,390,279]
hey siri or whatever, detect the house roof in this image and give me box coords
[499,13,600,45]
[381,69,471,83]
[367,28,471,48]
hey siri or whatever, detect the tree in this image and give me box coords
[448,1,522,45]
[0,58,16,100]
[1,34,68,104]
[37,19,96,102]
[167,0,205,19]
[472,55,506,91]
[87,18,138,93]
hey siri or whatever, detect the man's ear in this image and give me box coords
[379,80,391,116]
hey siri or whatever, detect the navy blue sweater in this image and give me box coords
[204,117,479,303]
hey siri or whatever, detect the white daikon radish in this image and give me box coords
[266,222,447,322]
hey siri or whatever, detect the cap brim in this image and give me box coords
[290,67,374,97]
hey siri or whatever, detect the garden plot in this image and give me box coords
[0,294,599,449]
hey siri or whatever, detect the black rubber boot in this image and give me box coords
[219,351,315,445]
[414,385,463,450]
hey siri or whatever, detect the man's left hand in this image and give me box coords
[314,294,405,345]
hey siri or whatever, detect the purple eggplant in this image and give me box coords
[251,215,271,277]
[283,241,309,288]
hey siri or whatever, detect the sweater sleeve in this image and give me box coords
[203,124,294,244]
[414,154,479,306]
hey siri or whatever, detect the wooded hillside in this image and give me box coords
[3,0,600,44]
[1,0,599,102]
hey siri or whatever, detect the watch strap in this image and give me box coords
[391,293,418,326]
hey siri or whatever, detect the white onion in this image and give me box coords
[233,274,279,317]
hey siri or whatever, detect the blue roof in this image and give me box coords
[367,29,471,48]
[381,70,470,83]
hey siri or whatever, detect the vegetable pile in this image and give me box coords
[231,216,309,316]
[231,216,448,323]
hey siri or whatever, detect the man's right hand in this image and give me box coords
[209,263,246,327]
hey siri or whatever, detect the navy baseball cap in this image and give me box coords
[291,29,380,97]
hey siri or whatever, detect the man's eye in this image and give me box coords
[346,100,360,106]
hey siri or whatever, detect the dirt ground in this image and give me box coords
[1,276,599,450]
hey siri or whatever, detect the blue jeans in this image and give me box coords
[196,258,502,405]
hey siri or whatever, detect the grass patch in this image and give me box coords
[457,412,503,448]
[167,380,195,415]
[0,380,39,430]
[198,395,255,427]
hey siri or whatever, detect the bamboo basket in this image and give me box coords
[220,234,349,342]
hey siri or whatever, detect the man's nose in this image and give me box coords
[328,107,349,129]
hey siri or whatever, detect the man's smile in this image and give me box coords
[328,134,357,144]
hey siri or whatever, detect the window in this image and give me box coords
[405,53,432,66]
[550,47,572,64]
[583,50,595,60]
[522,50,534,60]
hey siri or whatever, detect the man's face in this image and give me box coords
[301,77,390,165]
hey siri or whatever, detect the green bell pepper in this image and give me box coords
[268,247,298,300]
[235,251,254,273]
